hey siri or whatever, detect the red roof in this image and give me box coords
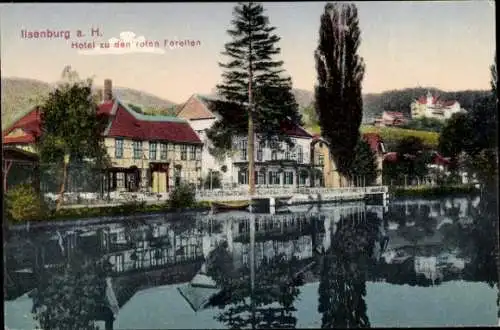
[105,102,202,144]
[2,107,42,144]
[3,100,202,146]
[432,152,451,166]
[416,94,457,108]
[383,152,398,162]
[279,121,312,138]
[362,133,383,154]
[97,100,115,116]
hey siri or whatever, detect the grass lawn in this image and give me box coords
[308,124,440,148]
[390,184,480,197]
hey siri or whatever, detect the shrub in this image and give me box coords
[5,184,47,222]
[204,171,222,189]
[168,183,196,209]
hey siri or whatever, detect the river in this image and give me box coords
[4,195,499,329]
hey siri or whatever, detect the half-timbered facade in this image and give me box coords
[2,79,203,194]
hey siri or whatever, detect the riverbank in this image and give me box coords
[390,184,480,198]
[6,201,212,228]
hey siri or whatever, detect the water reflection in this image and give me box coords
[4,195,498,329]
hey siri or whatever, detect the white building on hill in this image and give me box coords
[411,91,465,120]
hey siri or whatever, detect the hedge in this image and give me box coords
[390,184,480,197]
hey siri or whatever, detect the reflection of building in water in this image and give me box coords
[234,236,315,269]
[414,256,440,283]
[104,229,204,274]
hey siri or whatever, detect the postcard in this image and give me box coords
[2,2,498,329]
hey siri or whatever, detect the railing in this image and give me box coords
[45,186,389,207]
[195,186,388,200]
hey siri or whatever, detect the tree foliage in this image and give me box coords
[206,240,302,329]
[37,66,109,166]
[5,183,47,222]
[37,66,110,209]
[438,54,497,188]
[206,2,303,154]
[348,139,378,186]
[318,211,381,328]
[314,3,365,175]
[383,136,432,185]
[400,116,445,133]
[31,253,112,330]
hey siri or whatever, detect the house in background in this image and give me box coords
[362,133,386,185]
[310,135,348,188]
[2,79,203,194]
[94,80,203,193]
[2,106,42,153]
[177,94,316,188]
[2,146,39,192]
[411,91,465,121]
[373,111,408,127]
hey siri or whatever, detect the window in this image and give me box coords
[257,141,263,161]
[257,171,266,185]
[160,143,167,160]
[115,138,123,159]
[181,145,187,160]
[197,147,202,160]
[284,172,294,185]
[299,171,307,185]
[271,151,278,161]
[133,140,143,160]
[116,172,125,188]
[268,171,280,185]
[318,154,324,166]
[297,145,303,163]
[285,144,292,160]
[149,142,157,161]
[189,146,196,160]
[239,139,247,161]
[238,170,248,184]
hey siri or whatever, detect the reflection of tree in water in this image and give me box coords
[30,248,112,330]
[318,211,381,328]
[206,242,302,329]
[462,192,498,287]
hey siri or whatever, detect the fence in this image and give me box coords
[4,159,388,207]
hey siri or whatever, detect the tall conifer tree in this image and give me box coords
[314,3,365,175]
[208,2,302,195]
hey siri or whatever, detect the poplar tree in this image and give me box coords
[208,2,302,195]
[314,2,365,175]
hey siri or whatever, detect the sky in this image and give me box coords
[0,1,496,104]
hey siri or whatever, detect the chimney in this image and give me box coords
[104,79,113,101]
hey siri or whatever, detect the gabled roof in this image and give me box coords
[176,94,217,121]
[103,99,202,144]
[179,94,312,139]
[3,146,39,161]
[2,107,42,144]
[432,152,451,166]
[2,99,202,146]
[416,93,458,108]
[362,133,384,154]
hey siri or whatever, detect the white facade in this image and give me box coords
[411,91,465,121]
[177,94,315,189]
